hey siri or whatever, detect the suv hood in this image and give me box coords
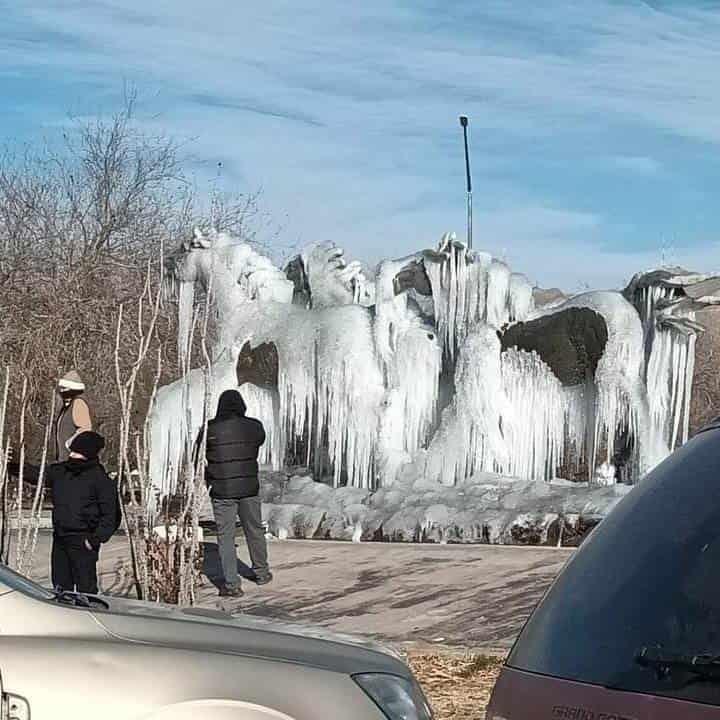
[92,596,409,677]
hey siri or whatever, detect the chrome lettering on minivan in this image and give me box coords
[552,706,637,720]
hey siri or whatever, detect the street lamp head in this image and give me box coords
[459,115,469,128]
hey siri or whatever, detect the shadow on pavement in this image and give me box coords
[201,541,256,589]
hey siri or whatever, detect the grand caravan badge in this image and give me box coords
[552,706,638,720]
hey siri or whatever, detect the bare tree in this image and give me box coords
[0,368,50,574]
[0,91,269,463]
[115,261,212,604]
[0,91,275,584]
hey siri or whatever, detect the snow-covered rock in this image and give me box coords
[247,469,630,546]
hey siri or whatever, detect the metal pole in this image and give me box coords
[459,115,472,249]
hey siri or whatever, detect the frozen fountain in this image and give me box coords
[149,229,720,544]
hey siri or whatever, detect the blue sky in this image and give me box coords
[3,0,720,290]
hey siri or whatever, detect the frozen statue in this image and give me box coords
[149,229,720,495]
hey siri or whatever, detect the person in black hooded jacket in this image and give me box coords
[35,431,120,594]
[198,390,272,597]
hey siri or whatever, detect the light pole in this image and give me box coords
[459,115,472,249]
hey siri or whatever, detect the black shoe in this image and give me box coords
[219,585,244,597]
[254,571,273,586]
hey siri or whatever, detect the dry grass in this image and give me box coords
[408,652,503,720]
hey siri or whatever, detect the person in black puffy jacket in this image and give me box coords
[199,390,272,597]
[34,431,120,594]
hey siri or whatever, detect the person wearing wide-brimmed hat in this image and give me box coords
[54,370,93,462]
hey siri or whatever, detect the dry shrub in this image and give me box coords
[113,256,211,604]
[408,652,503,720]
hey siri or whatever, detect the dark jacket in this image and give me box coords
[45,459,121,549]
[201,391,266,500]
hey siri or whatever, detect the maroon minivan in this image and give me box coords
[487,421,720,719]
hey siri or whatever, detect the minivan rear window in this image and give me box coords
[507,428,720,706]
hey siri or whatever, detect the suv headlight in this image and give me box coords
[353,673,433,720]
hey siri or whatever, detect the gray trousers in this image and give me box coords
[212,496,269,589]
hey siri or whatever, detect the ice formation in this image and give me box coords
[374,257,442,483]
[300,242,375,308]
[149,361,282,494]
[159,229,385,493]
[250,470,632,546]
[421,325,511,484]
[149,228,720,507]
[424,233,528,357]
[633,279,699,452]
[501,348,567,481]
[547,291,663,479]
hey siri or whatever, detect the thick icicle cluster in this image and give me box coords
[546,292,667,478]
[422,339,570,485]
[420,283,666,485]
[149,360,285,496]
[425,233,533,358]
[223,301,385,491]
[239,383,283,467]
[501,349,567,481]
[374,258,442,483]
[422,325,510,484]
[639,285,696,452]
[154,234,384,494]
[275,305,384,489]
[176,281,195,369]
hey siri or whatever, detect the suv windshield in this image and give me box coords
[508,426,720,706]
[0,563,55,601]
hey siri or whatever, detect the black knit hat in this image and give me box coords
[69,431,105,460]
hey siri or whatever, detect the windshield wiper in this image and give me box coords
[51,590,109,610]
[636,646,720,682]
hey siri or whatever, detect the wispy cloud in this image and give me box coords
[610,156,663,175]
[3,0,720,288]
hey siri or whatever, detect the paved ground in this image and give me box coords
[28,532,572,654]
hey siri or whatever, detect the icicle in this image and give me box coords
[486,260,511,328]
[669,338,685,450]
[422,325,510,485]
[149,359,244,496]
[528,290,657,480]
[316,306,384,488]
[508,273,534,323]
[683,333,696,444]
[425,235,458,357]
[374,259,442,484]
[466,253,491,328]
[276,322,316,471]
[237,383,282,468]
[641,283,700,454]
[274,304,383,490]
[177,281,195,369]
[501,349,567,481]
[564,382,591,469]
[426,236,513,357]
